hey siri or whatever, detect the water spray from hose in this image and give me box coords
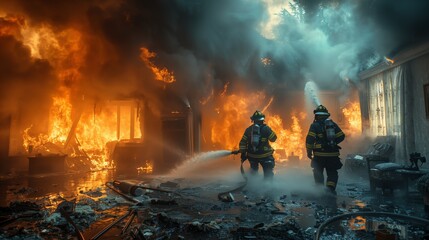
[187,150,236,164]
[169,150,238,175]
[304,81,321,107]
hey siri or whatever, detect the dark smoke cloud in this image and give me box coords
[1,0,429,112]
[0,33,56,132]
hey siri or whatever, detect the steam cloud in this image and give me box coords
[1,0,429,118]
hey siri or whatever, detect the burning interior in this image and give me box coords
[0,1,429,239]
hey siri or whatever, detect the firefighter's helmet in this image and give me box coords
[313,105,330,116]
[250,110,265,121]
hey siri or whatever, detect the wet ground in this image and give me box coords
[0,162,428,239]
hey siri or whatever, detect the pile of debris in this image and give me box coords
[1,177,429,240]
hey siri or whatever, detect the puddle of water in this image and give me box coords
[0,170,115,207]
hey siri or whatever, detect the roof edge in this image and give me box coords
[359,41,429,80]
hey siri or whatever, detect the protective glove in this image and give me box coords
[241,153,247,162]
[307,149,313,160]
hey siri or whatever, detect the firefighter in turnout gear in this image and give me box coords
[239,111,277,181]
[306,105,345,194]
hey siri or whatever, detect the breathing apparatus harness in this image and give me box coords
[250,123,263,152]
[315,118,340,151]
[314,105,340,150]
[323,118,338,149]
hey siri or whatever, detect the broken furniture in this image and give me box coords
[368,153,429,194]
[368,162,407,193]
[28,154,67,175]
[344,138,394,178]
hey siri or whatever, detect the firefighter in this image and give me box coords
[239,110,277,181]
[306,105,345,194]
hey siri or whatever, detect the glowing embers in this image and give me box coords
[348,216,367,231]
[342,101,362,136]
[137,161,154,174]
[140,47,176,83]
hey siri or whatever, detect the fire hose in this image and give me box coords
[314,211,429,240]
[217,151,248,202]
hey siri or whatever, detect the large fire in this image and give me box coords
[210,93,264,150]
[5,14,361,173]
[209,92,306,161]
[266,113,306,160]
[16,20,144,170]
[342,101,362,136]
[22,93,73,154]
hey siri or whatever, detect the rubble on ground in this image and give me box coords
[0,176,428,240]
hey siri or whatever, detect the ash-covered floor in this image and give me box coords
[1,162,429,240]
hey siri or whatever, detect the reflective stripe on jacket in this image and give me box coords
[239,124,277,158]
[305,119,345,157]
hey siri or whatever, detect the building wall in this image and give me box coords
[409,53,429,160]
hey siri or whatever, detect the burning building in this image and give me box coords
[0,1,429,239]
[0,0,370,175]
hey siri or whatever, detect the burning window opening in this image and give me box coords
[22,98,145,172]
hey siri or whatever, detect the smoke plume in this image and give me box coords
[0,0,428,151]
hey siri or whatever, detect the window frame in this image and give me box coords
[424,83,429,119]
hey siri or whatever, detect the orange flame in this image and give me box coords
[200,89,214,105]
[0,15,25,37]
[22,93,73,154]
[23,98,143,170]
[342,101,362,136]
[348,216,366,231]
[266,113,305,160]
[140,47,176,83]
[19,22,143,170]
[49,94,73,143]
[137,161,153,174]
[210,93,261,150]
[208,92,306,161]
[220,82,230,97]
[384,56,394,64]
